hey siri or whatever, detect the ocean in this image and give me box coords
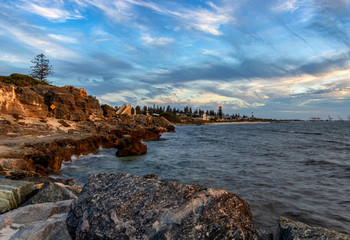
[59,121,350,234]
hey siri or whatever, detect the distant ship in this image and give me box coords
[310,117,321,121]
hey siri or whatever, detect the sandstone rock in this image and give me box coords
[121,104,132,116]
[0,200,72,240]
[23,182,81,205]
[0,82,103,121]
[0,178,35,214]
[79,88,88,99]
[116,104,127,115]
[101,104,117,118]
[116,135,147,157]
[0,83,47,117]
[275,217,350,240]
[66,172,258,240]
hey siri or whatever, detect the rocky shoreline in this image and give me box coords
[0,81,349,239]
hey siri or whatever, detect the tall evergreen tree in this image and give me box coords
[218,106,223,119]
[29,53,53,83]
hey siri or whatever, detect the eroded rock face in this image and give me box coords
[0,83,103,120]
[66,172,258,240]
[276,217,350,240]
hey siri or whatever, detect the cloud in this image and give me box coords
[141,34,174,46]
[81,0,234,35]
[0,19,79,59]
[15,0,84,22]
[48,34,78,43]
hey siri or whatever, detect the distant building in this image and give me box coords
[202,113,211,121]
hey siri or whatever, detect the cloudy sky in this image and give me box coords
[1,0,350,119]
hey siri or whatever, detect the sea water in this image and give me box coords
[60,121,350,233]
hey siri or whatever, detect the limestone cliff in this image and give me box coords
[0,82,102,121]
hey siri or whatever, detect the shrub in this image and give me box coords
[0,73,48,86]
[160,112,181,123]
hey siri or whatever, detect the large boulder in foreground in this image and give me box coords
[276,217,350,240]
[66,172,258,240]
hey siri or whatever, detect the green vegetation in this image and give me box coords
[101,104,115,111]
[160,112,181,123]
[0,73,48,86]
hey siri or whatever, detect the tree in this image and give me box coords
[30,53,53,83]
[218,106,223,119]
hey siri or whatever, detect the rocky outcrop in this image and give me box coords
[0,178,35,214]
[0,82,103,120]
[116,135,147,157]
[0,200,72,240]
[276,217,350,240]
[66,172,258,240]
[0,114,174,176]
[23,182,81,206]
[0,177,80,214]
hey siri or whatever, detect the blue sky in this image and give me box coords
[1,0,350,120]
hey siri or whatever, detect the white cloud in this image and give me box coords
[142,34,174,46]
[81,0,234,36]
[16,1,84,22]
[82,0,133,22]
[48,34,78,43]
[0,20,79,59]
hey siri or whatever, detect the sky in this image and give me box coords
[1,0,350,120]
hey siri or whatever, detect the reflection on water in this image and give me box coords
[60,121,350,234]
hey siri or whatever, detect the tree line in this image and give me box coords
[127,105,251,120]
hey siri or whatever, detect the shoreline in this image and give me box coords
[1,115,350,239]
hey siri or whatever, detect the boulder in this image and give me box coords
[66,172,258,240]
[116,135,147,157]
[275,217,350,240]
[0,178,35,213]
[0,200,72,240]
[23,182,81,205]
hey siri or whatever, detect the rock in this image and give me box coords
[143,173,159,179]
[0,178,35,214]
[58,119,70,127]
[23,182,81,205]
[256,228,273,240]
[66,172,258,240]
[0,82,103,121]
[116,104,127,115]
[0,200,72,240]
[116,135,147,157]
[275,217,350,240]
[101,104,117,118]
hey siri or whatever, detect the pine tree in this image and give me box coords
[29,53,53,83]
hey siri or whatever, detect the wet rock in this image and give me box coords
[275,217,350,240]
[66,172,258,240]
[0,178,35,214]
[256,228,273,240]
[0,200,72,240]
[23,182,81,205]
[143,173,159,179]
[116,135,147,157]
